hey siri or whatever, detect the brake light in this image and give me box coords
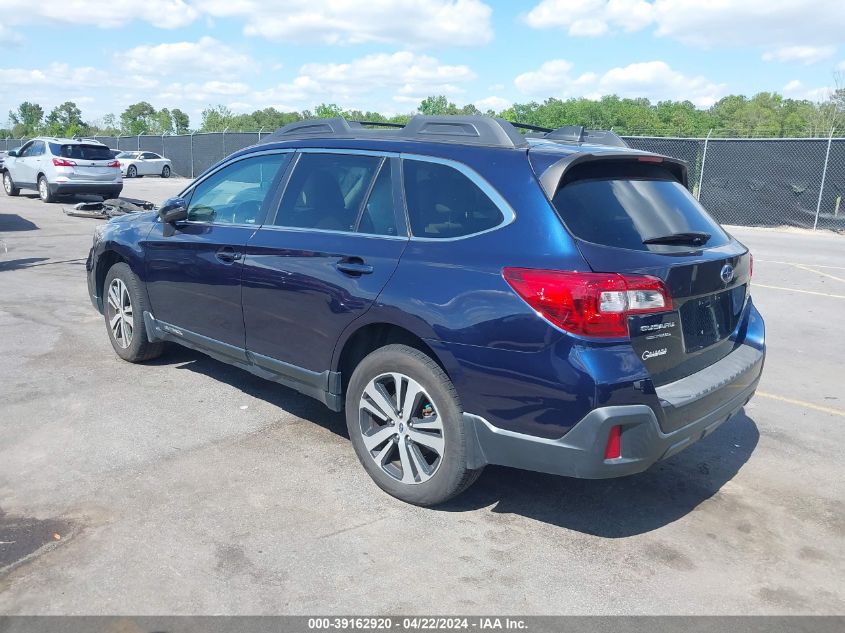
[52,158,76,167]
[749,253,753,278]
[604,425,622,459]
[106,160,120,168]
[637,155,663,163]
[502,268,672,338]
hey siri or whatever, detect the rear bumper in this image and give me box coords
[51,182,122,197]
[464,343,763,478]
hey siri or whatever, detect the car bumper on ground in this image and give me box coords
[463,343,764,478]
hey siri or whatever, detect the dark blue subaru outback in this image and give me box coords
[87,116,765,505]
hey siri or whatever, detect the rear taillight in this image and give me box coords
[107,160,120,168]
[502,268,672,338]
[52,158,76,167]
[749,253,753,278]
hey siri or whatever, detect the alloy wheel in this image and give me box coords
[358,372,445,484]
[106,278,134,349]
[38,178,48,200]
[3,174,11,193]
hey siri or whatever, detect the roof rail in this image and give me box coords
[351,120,405,129]
[504,121,629,148]
[544,125,629,148]
[260,115,529,149]
[508,121,553,133]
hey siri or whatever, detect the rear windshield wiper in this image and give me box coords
[642,231,711,246]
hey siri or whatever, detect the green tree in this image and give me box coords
[172,108,190,134]
[419,95,450,115]
[120,102,158,135]
[9,102,44,137]
[45,101,86,137]
[199,105,235,132]
[314,103,344,118]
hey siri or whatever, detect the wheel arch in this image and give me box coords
[333,321,461,396]
[94,242,148,307]
[95,250,128,307]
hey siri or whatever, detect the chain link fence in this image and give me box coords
[3,132,843,231]
[623,134,843,231]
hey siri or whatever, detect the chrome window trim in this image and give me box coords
[398,152,516,242]
[176,149,294,227]
[253,224,408,241]
[296,147,400,158]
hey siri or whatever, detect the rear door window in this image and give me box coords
[274,153,382,232]
[357,163,398,236]
[403,159,504,238]
[551,161,729,252]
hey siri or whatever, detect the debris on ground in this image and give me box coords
[62,197,155,219]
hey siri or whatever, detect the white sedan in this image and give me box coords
[116,151,172,178]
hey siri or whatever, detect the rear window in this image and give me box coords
[49,143,113,161]
[551,161,729,251]
[403,159,504,239]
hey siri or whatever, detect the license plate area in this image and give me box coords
[680,285,746,353]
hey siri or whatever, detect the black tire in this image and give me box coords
[3,171,19,196]
[345,344,482,506]
[38,175,55,203]
[161,165,171,178]
[126,165,137,178]
[103,262,164,363]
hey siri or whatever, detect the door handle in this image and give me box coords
[216,247,243,263]
[336,258,373,275]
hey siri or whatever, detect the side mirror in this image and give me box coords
[7,150,18,157]
[158,197,188,223]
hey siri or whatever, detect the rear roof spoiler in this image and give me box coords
[536,152,690,200]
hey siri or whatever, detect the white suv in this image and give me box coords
[2,137,122,203]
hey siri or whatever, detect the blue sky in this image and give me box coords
[1,0,842,129]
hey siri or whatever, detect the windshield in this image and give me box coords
[50,143,113,161]
[116,152,139,158]
[551,162,730,252]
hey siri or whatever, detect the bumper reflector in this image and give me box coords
[604,425,622,460]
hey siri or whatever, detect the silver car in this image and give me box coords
[2,137,122,203]
[116,151,172,178]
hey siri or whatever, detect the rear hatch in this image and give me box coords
[49,142,118,181]
[541,155,751,386]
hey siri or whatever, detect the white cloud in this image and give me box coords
[474,96,512,112]
[524,0,653,36]
[157,81,250,103]
[0,63,112,89]
[117,37,254,79]
[525,0,845,56]
[763,46,836,65]
[515,59,725,107]
[782,80,832,102]
[253,52,476,111]
[4,0,197,29]
[197,0,492,47]
[0,23,23,45]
